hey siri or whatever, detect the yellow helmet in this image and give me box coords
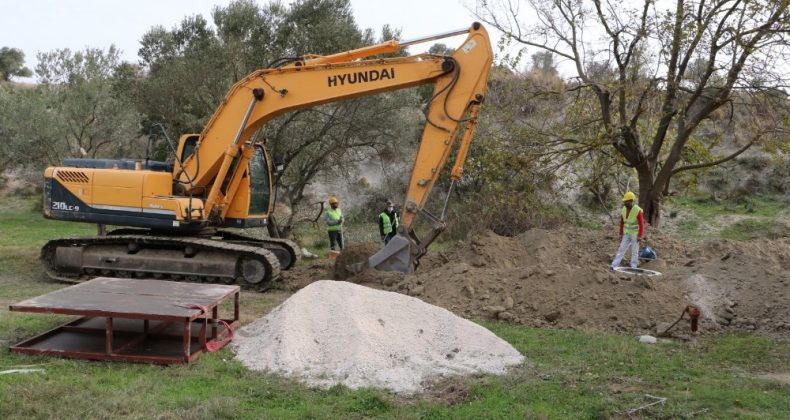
[328,196,338,205]
[622,191,636,202]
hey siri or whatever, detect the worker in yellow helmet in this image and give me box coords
[610,191,645,270]
[324,196,344,251]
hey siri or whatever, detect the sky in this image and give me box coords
[1,0,492,83]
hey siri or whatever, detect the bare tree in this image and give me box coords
[476,0,790,225]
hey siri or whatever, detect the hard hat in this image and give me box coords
[622,191,636,202]
[328,196,338,205]
[639,246,657,261]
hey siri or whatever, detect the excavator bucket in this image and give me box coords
[367,234,416,274]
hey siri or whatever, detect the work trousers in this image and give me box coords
[383,232,396,245]
[328,231,344,251]
[611,234,639,269]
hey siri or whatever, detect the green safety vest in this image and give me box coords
[380,211,399,235]
[621,204,642,236]
[326,208,342,232]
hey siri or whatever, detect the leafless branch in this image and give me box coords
[672,137,755,175]
[624,394,667,416]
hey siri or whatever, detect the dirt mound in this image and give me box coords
[282,228,789,336]
[669,237,790,332]
[333,243,380,280]
[409,229,789,335]
[232,280,524,394]
[383,229,686,335]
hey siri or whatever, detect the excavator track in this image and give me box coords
[41,235,282,291]
[104,228,301,271]
[212,231,301,270]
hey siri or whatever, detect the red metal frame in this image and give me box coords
[9,278,240,364]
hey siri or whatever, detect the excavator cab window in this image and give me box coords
[249,145,272,215]
[180,136,199,162]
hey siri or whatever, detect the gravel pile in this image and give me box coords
[232,280,524,394]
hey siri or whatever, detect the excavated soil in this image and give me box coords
[281,228,790,336]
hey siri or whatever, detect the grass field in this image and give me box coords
[663,195,790,242]
[1,195,788,418]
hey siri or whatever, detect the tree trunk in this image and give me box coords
[642,198,661,227]
[266,214,281,238]
[274,213,294,239]
[277,225,293,239]
[637,164,662,227]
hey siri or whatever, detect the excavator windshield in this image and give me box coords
[248,146,272,215]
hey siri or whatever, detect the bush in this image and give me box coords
[443,191,565,239]
[766,158,790,193]
[737,155,771,171]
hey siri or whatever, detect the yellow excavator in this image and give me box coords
[41,22,493,289]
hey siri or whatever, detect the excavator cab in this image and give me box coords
[173,134,275,228]
[226,142,275,227]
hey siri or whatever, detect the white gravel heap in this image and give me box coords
[232,280,524,394]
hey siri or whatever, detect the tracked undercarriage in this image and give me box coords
[41,230,300,291]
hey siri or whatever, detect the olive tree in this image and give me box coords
[0,47,32,81]
[0,47,139,174]
[34,46,141,160]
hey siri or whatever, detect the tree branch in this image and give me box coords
[671,137,755,175]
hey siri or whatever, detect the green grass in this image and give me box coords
[0,196,94,278]
[1,194,789,418]
[664,194,790,242]
[1,325,787,418]
[720,219,789,241]
[667,195,786,219]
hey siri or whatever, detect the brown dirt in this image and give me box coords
[273,259,334,292]
[333,243,379,280]
[280,228,790,336]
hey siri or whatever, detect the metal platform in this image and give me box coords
[9,277,240,364]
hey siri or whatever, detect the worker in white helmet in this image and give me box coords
[611,191,645,270]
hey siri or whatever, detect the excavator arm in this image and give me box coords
[175,23,493,273]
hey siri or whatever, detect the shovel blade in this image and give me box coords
[367,234,415,274]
